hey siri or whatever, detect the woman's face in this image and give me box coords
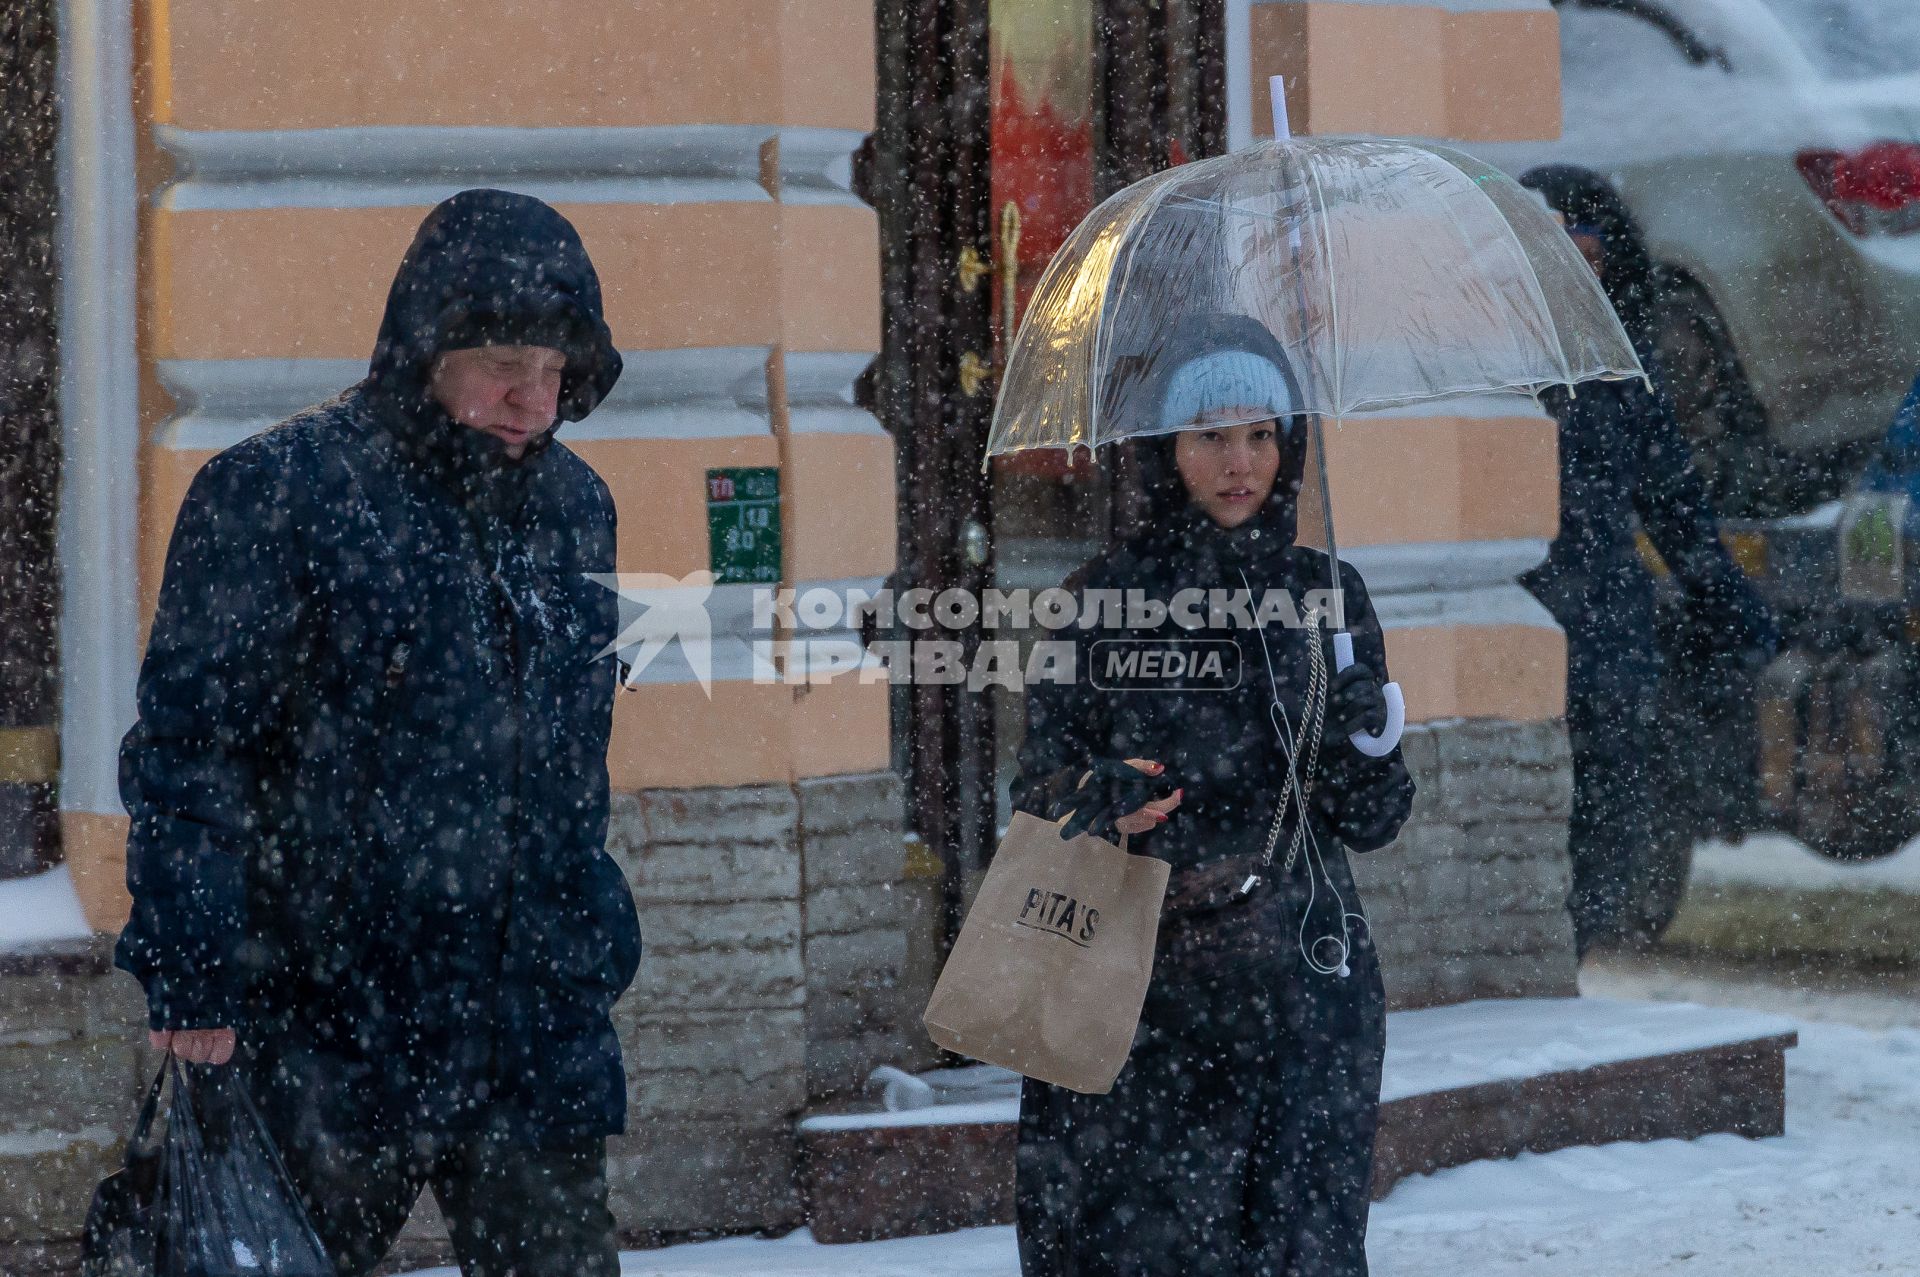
[1173,419,1283,528]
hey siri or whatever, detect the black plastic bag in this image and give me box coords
[83,1055,333,1276]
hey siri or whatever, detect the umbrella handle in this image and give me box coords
[1332,631,1406,758]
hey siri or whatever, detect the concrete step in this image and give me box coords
[796,997,1797,1245]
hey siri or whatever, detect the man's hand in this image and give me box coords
[150,1027,236,1065]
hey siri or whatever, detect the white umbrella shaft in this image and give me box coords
[1275,72,1406,757]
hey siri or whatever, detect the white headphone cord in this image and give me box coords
[1238,567,1358,978]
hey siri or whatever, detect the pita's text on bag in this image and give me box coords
[924,811,1170,1095]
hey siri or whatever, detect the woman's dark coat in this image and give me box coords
[114,190,641,1145]
[1010,420,1414,1276]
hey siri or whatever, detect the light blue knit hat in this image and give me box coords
[1158,348,1299,431]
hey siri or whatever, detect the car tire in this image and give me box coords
[1649,275,1768,515]
[1789,652,1920,862]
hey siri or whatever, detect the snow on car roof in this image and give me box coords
[1759,0,1920,82]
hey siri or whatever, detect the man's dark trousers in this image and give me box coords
[278,1123,617,1277]
[246,1030,619,1277]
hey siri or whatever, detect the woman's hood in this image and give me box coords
[1130,314,1310,561]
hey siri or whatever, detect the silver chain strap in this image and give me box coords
[1258,615,1329,879]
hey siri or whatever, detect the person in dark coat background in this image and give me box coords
[116,189,640,1276]
[1010,317,1415,1277]
[1520,168,1778,955]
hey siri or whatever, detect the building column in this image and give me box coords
[53,0,143,927]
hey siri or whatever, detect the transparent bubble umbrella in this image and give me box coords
[985,86,1645,757]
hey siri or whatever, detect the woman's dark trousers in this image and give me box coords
[1564,629,1661,954]
[1016,926,1386,1277]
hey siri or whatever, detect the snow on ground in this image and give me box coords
[402,960,1920,1276]
[400,1229,1023,1277]
[1376,997,1793,1103]
[0,864,93,950]
[1691,833,1920,894]
[1367,1017,1920,1275]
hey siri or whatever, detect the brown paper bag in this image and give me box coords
[923,811,1171,1095]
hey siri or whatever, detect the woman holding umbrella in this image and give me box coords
[1010,315,1415,1277]
[985,117,1647,1276]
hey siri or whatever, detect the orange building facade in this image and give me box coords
[63,0,898,927]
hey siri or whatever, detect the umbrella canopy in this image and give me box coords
[986,135,1644,458]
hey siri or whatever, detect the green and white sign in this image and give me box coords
[1839,492,1908,603]
[706,467,782,585]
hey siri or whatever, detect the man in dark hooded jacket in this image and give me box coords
[116,189,639,1276]
[1520,168,1778,953]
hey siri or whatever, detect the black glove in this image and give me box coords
[1052,758,1177,841]
[1314,752,1415,853]
[1323,662,1388,745]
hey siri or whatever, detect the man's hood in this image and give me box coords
[368,188,622,425]
[1519,165,1658,344]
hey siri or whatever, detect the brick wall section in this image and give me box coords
[553,771,929,1239]
[1351,720,1580,1011]
[796,772,941,1100]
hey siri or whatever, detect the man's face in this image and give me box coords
[1571,230,1607,281]
[429,345,567,459]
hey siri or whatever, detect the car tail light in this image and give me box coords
[1798,142,1920,237]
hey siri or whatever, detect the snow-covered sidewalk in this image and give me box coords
[1665,832,1920,964]
[0,863,93,950]
[402,967,1920,1276]
[1366,1016,1920,1274]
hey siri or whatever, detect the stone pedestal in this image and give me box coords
[1353,720,1581,1011]
[0,941,153,1275]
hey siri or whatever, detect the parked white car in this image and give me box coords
[1476,0,1920,504]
